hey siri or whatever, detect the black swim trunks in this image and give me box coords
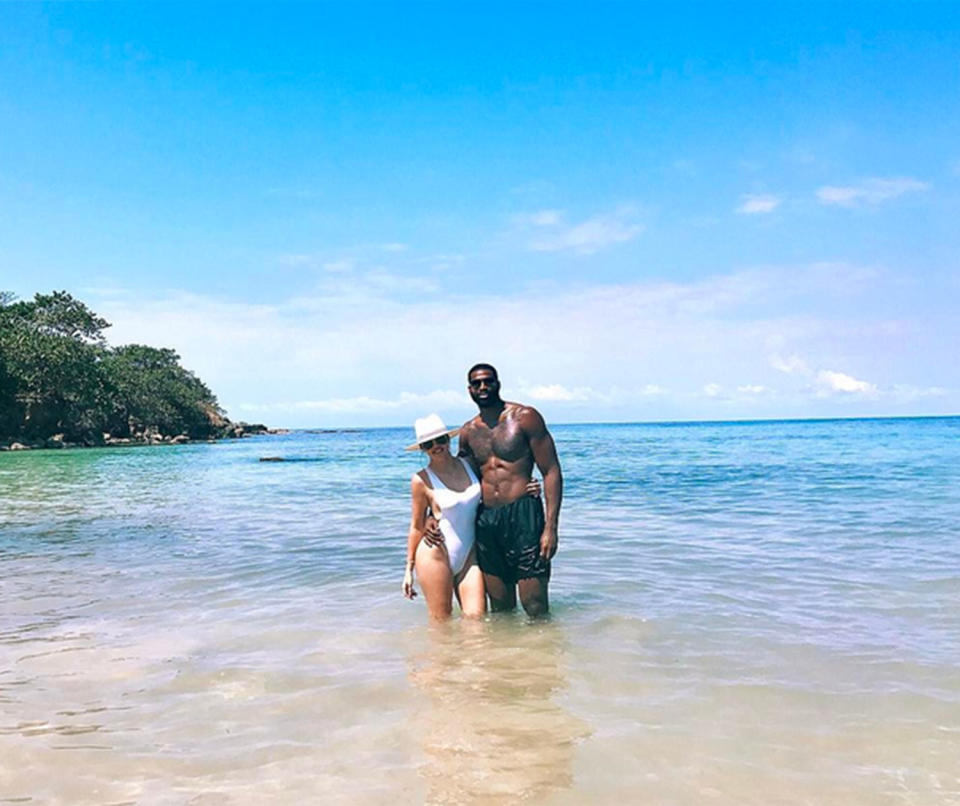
[475,495,549,583]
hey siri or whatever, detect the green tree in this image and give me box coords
[1,291,231,443]
[0,291,111,440]
[101,344,223,438]
[0,292,19,434]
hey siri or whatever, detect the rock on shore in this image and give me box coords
[1,420,279,451]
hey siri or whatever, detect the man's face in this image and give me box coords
[468,369,500,408]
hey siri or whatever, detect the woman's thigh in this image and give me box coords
[454,551,486,618]
[415,542,454,620]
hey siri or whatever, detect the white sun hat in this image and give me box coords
[405,413,460,451]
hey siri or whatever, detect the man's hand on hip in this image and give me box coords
[422,515,444,547]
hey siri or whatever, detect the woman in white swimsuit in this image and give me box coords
[402,413,537,620]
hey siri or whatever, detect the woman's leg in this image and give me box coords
[415,541,454,620]
[454,550,486,618]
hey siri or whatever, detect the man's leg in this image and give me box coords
[476,507,515,611]
[483,572,517,611]
[517,575,549,617]
[513,497,550,617]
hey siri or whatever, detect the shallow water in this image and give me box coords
[1,418,959,804]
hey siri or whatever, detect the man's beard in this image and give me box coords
[473,394,500,409]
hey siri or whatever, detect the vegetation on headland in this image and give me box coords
[0,291,268,449]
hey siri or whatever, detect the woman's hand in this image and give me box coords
[403,567,417,599]
[525,477,542,498]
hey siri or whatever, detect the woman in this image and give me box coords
[402,413,537,620]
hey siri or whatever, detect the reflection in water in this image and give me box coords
[408,617,590,804]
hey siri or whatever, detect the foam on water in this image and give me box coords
[1,418,959,803]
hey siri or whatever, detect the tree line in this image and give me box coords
[0,291,235,445]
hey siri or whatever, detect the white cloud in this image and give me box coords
[362,269,437,294]
[737,384,769,395]
[278,244,408,273]
[815,370,877,396]
[772,355,878,397]
[413,252,467,272]
[889,384,947,402]
[816,177,929,208]
[515,383,665,405]
[322,259,355,273]
[277,253,318,268]
[532,216,642,254]
[414,253,465,265]
[90,261,955,425]
[771,355,811,375]
[517,207,643,255]
[237,389,463,414]
[520,209,564,227]
[523,384,594,402]
[737,194,781,214]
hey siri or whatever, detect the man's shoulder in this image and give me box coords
[508,401,547,428]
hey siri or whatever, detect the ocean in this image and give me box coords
[1,418,958,804]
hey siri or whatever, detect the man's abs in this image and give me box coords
[479,456,535,507]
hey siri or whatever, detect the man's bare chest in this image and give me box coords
[469,421,529,464]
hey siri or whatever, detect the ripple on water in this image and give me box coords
[1,420,959,803]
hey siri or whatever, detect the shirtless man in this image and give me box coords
[457,363,563,616]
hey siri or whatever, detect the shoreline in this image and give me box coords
[1,424,290,452]
[6,413,957,451]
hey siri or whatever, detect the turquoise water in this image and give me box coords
[2,418,959,803]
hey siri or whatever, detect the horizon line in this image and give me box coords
[263,413,960,432]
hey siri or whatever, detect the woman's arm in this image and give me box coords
[403,475,431,599]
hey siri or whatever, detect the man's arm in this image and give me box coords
[520,407,562,560]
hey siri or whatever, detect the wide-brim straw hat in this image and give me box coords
[405,413,460,451]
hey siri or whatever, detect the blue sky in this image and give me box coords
[2,3,958,427]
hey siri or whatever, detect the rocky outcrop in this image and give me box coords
[3,417,277,451]
[104,436,133,446]
[219,421,269,439]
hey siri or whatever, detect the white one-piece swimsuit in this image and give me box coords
[421,458,481,576]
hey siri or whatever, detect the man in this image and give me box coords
[457,363,563,616]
